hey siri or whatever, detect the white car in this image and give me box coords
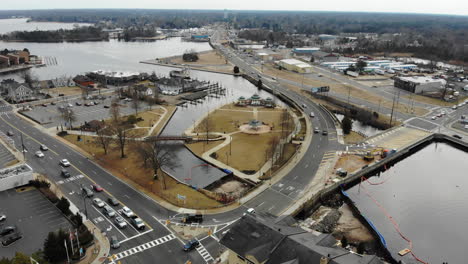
[93,198,105,208]
[35,151,45,158]
[452,105,458,110]
[60,159,71,167]
[243,208,256,216]
[114,216,127,228]
[0,214,6,222]
[120,206,134,218]
[431,116,437,120]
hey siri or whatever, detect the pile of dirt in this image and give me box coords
[312,209,342,233]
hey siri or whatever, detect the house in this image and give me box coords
[52,77,75,88]
[5,54,19,65]
[73,75,95,88]
[133,85,153,97]
[0,55,10,68]
[220,214,385,264]
[6,83,34,103]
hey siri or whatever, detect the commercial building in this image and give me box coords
[292,47,320,55]
[277,59,313,73]
[254,50,282,62]
[0,164,33,192]
[394,76,446,94]
[220,214,384,264]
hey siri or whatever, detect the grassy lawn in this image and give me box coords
[186,140,224,156]
[344,131,366,144]
[45,86,82,96]
[62,134,221,209]
[171,50,228,65]
[259,143,297,180]
[150,105,177,136]
[214,132,284,173]
[126,128,149,138]
[267,65,428,116]
[194,108,254,134]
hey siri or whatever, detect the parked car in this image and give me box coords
[103,206,116,217]
[60,159,71,167]
[301,103,307,109]
[431,116,437,120]
[104,105,110,108]
[114,216,127,229]
[42,103,48,107]
[243,208,256,216]
[110,236,120,249]
[92,184,103,192]
[322,130,328,135]
[121,206,134,218]
[310,112,315,118]
[0,214,6,222]
[7,131,14,136]
[82,187,93,197]
[0,226,16,236]
[93,198,105,208]
[453,134,463,139]
[35,151,45,158]
[183,239,200,252]
[61,169,71,178]
[107,197,120,206]
[50,102,56,105]
[40,144,48,151]
[75,102,82,106]
[130,216,145,230]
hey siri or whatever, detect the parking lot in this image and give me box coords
[0,188,72,258]
[22,95,151,129]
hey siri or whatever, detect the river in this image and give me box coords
[0,18,92,34]
[345,142,468,263]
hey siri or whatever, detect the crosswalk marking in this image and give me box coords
[109,234,176,263]
[196,241,215,263]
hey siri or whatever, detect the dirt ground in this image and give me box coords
[402,94,466,107]
[63,134,221,209]
[170,224,211,240]
[335,204,375,243]
[334,154,378,174]
[212,180,251,199]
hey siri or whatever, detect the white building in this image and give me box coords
[0,164,33,192]
[394,76,446,94]
[277,59,313,73]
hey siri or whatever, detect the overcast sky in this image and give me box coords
[2,0,468,16]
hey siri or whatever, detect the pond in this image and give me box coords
[334,113,382,137]
[345,142,468,264]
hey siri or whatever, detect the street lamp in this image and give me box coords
[80,184,89,220]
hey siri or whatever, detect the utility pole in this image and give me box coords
[389,89,400,126]
[347,86,351,114]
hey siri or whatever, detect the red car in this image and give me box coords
[92,184,103,192]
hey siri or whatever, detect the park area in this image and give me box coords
[188,103,297,176]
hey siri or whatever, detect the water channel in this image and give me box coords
[345,142,468,263]
[334,113,382,137]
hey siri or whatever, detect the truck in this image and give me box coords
[346,71,359,77]
[375,69,385,75]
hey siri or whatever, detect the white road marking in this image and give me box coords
[109,233,176,263]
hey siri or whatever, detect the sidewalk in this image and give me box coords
[76,220,110,264]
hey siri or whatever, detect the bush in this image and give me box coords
[57,197,71,216]
[57,131,68,137]
[127,115,138,124]
[233,66,240,74]
[71,213,83,228]
[341,115,353,135]
[29,179,51,188]
[182,52,199,62]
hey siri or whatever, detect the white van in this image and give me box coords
[310,112,315,118]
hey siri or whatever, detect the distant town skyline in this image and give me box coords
[1,0,468,16]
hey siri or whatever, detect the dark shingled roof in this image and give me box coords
[220,214,386,264]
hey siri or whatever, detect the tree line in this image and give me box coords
[0,26,108,42]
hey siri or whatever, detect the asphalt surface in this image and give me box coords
[0,188,73,258]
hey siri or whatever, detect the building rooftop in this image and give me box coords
[280,59,312,68]
[398,76,446,84]
[91,70,140,78]
[220,214,385,264]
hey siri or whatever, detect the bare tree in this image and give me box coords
[134,140,176,190]
[58,107,76,129]
[110,122,127,158]
[266,135,280,168]
[18,70,38,90]
[94,126,112,155]
[198,112,214,143]
[109,101,121,123]
[131,91,140,116]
